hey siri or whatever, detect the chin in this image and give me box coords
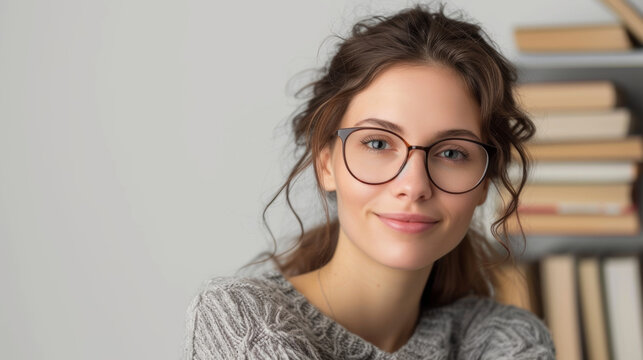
[372,234,463,272]
[371,244,440,272]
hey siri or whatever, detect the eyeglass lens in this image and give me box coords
[342,128,489,193]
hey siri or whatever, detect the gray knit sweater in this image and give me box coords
[183,270,555,359]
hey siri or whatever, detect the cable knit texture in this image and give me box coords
[183,271,555,359]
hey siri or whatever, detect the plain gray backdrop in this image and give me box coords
[0,0,620,359]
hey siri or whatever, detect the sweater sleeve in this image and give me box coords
[459,299,556,360]
[182,278,323,360]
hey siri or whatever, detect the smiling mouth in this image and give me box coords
[375,213,439,234]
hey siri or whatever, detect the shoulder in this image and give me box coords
[187,273,283,336]
[452,296,555,359]
[183,272,321,360]
[191,272,282,311]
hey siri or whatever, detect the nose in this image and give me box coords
[390,149,433,201]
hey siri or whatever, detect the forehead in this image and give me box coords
[340,64,482,140]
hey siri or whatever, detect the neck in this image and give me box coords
[313,234,433,353]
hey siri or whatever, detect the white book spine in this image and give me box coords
[510,161,637,183]
[530,108,630,142]
[603,257,643,360]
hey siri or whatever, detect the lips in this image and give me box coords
[376,213,439,234]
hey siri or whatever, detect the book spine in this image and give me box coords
[514,24,631,52]
[603,257,643,360]
[507,213,640,235]
[525,137,643,162]
[541,255,583,360]
[577,258,611,360]
[517,203,635,215]
[511,161,637,183]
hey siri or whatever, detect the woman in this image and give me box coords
[183,5,555,359]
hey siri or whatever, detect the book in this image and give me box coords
[519,183,633,207]
[495,262,542,317]
[510,161,638,183]
[515,81,617,112]
[603,256,643,360]
[525,136,643,161]
[601,0,643,44]
[540,255,583,360]
[506,212,640,235]
[517,183,635,214]
[577,257,611,360]
[529,108,631,143]
[514,23,632,52]
[518,203,635,216]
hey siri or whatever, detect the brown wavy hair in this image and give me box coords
[242,4,533,309]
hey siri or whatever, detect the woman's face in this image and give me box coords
[319,64,489,271]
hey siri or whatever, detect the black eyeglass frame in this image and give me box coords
[335,127,497,194]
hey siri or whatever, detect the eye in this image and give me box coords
[438,149,467,160]
[362,138,390,150]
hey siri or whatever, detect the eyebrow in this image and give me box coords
[354,118,403,133]
[433,128,481,141]
[353,118,482,141]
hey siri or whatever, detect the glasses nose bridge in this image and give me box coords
[403,145,430,173]
[406,145,430,159]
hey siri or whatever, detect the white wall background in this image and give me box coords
[0,0,619,359]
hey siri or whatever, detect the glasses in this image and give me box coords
[335,127,496,194]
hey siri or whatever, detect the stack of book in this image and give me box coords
[514,0,643,52]
[506,3,643,360]
[506,80,642,235]
[496,255,643,360]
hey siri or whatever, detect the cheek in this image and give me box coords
[440,189,486,239]
[333,161,377,219]
[330,154,386,249]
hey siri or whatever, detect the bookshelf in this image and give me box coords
[507,8,643,354]
[516,50,643,68]
[514,53,643,260]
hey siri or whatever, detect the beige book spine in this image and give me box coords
[515,81,617,111]
[601,0,643,43]
[541,255,583,360]
[515,24,631,52]
[525,137,643,161]
[507,213,640,235]
[519,184,632,205]
[578,258,611,360]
